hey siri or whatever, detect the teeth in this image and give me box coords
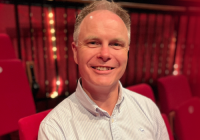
[95,67,112,71]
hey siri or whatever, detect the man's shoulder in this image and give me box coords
[41,93,78,126]
[123,87,163,127]
[38,93,85,139]
[123,88,169,140]
[123,88,155,105]
[123,88,159,115]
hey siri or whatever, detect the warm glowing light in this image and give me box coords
[63,14,67,18]
[52,36,56,41]
[174,64,178,69]
[49,20,54,24]
[53,55,57,59]
[64,47,68,51]
[56,80,60,85]
[45,80,49,85]
[48,12,53,18]
[52,47,57,51]
[0,67,3,73]
[50,28,55,33]
[50,91,58,98]
[173,70,178,75]
[172,37,176,42]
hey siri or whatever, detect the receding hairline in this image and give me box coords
[79,9,128,31]
[73,0,131,45]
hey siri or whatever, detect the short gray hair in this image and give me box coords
[73,0,131,45]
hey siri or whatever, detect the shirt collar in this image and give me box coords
[75,79,124,116]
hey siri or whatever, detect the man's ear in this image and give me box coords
[71,42,78,64]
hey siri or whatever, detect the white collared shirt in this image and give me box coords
[38,80,169,140]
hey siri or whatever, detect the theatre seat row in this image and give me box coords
[157,75,200,140]
[0,33,198,140]
[18,84,174,140]
[0,60,36,137]
[18,75,196,140]
[127,75,200,140]
[0,34,36,138]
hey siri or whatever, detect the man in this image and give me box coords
[38,0,169,139]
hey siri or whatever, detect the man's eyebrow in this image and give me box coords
[84,37,126,44]
[84,36,99,41]
[110,38,126,43]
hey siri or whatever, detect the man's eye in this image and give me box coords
[114,43,121,46]
[110,43,123,49]
[89,42,96,45]
[87,41,100,48]
[110,43,122,46]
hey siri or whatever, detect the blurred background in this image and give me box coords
[0,0,200,139]
[0,0,200,112]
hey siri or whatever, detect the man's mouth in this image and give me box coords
[92,66,114,71]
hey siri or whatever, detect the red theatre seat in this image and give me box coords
[157,75,193,115]
[174,97,200,140]
[126,83,156,103]
[18,109,52,140]
[0,60,36,136]
[0,34,16,59]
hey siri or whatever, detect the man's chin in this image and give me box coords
[81,77,119,89]
[92,79,119,88]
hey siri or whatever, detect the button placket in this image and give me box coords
[110,107,120,140]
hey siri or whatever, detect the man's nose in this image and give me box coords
[97,45,111,62]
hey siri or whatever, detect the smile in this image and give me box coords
[92,66,114,71]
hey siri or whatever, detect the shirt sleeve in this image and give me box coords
[154,106,170,140]
[38,122,64,140]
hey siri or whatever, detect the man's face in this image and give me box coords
[72,10,129,90]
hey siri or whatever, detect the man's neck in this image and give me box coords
[82,81,119,116]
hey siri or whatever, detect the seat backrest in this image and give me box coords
[0,60,36,136]
[161,114,174,140]
[0,34,16,59]
[126,83,156,103]
[157,75,192,115]
[18,109,52,140]
[174,97,200,140]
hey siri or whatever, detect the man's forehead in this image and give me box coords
[82,10,124,25]
[78,9,129,45]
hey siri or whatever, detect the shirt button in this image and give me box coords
[96,113,100,117]
[112,119,114,123]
